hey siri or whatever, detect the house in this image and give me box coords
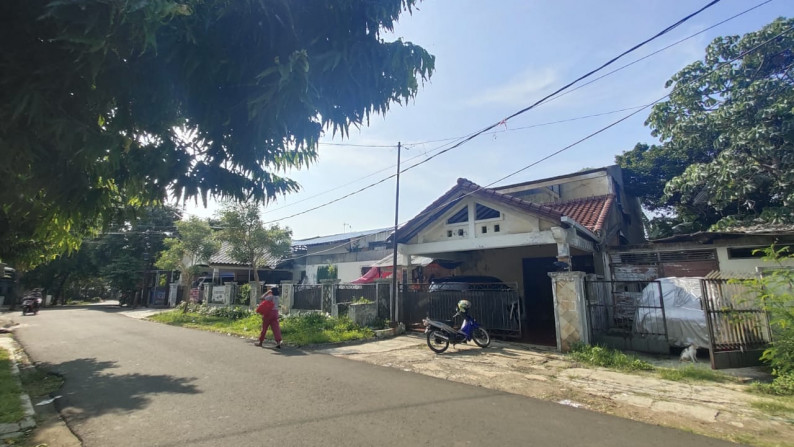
[393,165,644,344]
[607,224,794,281]
[292,228,393,283]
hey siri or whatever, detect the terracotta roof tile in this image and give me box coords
[547,195,614,233]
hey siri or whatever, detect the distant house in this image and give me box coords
[393,165,644,343]
[292,228,393,283]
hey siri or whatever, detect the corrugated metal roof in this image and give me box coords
[209,242,282,268]
[292,227,392,246]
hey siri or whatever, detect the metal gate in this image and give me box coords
[700,277,771,369]
[401,283,522,338]
[585,280,669,354]
[293,284,322,310]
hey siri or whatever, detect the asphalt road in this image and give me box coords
[13,305,740,447]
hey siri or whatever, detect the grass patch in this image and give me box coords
[750,398,794,418]
[568,343,654,372]
[20,366,64,399]
[149,308,374,346]
[658,365,735,383]
[0,347,24,424]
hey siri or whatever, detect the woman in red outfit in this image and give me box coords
[255,286,282,348]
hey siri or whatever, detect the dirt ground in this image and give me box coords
[321,334,794,447]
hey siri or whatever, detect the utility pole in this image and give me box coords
[391,142,401,323]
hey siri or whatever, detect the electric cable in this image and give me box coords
[260,0,725,225]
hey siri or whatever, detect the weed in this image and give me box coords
[658,365,734,383]
[149,309,374,346]
[751,371,794,396]
[20,366,64,398]
[0,348,24,423]
[750,398,794,417]
[568,343,654,372]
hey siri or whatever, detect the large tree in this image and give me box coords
[155,216,220,310]
[216,202,292,307]
[0,0,434,268]
[617,18,794,235]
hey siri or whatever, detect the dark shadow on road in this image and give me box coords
[34,357,200,421]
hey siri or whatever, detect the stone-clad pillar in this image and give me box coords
[320,279,339,315]
[548,271,589,352]
[280,281,294,314]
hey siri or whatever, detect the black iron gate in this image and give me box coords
[585,280,669,354]
[700,278,771,369]
[402,284,522,338]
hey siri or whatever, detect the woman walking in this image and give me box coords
[255,286,282,348]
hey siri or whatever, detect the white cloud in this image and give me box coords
[465,67,559,107]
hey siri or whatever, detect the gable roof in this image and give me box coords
[396,178,614,243]
[396,178,563,243]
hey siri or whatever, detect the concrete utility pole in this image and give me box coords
[391,142,401,323]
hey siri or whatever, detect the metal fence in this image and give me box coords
[586,280,668,353]
[402,283,521,338]
[701,278,771,369]
[293,284,322,310]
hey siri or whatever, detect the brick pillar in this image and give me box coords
[548,271,589,352]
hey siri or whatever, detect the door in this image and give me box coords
[522,257,556,345]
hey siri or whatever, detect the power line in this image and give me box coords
[261,105,645,215]
[260,1,724,225]
[390,25,794,232]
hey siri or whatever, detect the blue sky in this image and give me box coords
[182,0,792,240]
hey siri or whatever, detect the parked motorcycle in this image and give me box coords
[423,300,491,353]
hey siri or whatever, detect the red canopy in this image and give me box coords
[351,267,392,284]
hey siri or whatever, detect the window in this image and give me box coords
[475,203,500,220]
[481,226,487,234]
[447,230,453,238]
[447,207,468,224]
[494,224,500,232]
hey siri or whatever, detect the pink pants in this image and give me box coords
[258,309,282,343]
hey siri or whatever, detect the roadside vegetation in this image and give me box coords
[569,344,737,384]
[0,347,24,423]
[148,305,375,346]
[569,343,654,372]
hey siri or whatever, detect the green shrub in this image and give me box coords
[753,372,794,396]
[569,343,654,372]
[733,246,794,379]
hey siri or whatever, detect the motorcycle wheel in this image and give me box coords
[426,329,449,353]
[472,327,491,348]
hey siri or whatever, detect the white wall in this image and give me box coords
[716,246,794,274]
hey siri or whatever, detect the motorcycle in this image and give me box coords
[423,310,491,353]
[21,297,40,316]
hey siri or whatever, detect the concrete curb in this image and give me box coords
[0,335,36,440]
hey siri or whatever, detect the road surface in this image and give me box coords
[13,305,739,447]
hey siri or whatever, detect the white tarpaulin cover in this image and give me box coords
[634,277,709,348]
